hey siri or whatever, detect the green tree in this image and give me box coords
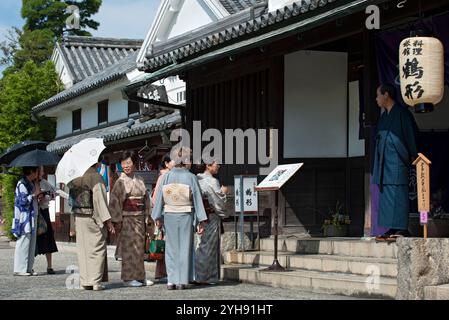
[0,60,61,151]
[1,0,102,72]
[0,27,21,68]
[14,29,55,70]
[0,0,103,239]
[22,0,102,37]
[0,172,20,239]
[0,61,61,238]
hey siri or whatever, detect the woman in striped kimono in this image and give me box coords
[195,161,228,284]
[152,147,208,290]
[109,151,154,287]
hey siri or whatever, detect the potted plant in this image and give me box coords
[321,201,351,237]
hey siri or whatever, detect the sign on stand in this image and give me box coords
[234,175,258,252]
[255,163,303,272]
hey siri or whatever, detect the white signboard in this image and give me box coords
[234,176,258,212]
[234,177,240,212]
[243,177,258,212]
[256,163,303,191]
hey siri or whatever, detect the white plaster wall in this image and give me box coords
[168,0,216,39]
[269,0,296,12]
[56,112,72,137]
[53,51,73,89]
[82,103,97,130]
[155,75,186,105]
[284,50,348,158]
[108,92,128,122]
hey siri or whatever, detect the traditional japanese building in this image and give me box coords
[127,0,449,237]
[32,36,182,241]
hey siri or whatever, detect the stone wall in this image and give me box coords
[397,238,449,299]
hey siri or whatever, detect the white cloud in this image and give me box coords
[89,0,161,39]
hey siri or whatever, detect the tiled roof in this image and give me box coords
[57,36,142,84]
[47,111,182,154]
[33,51,139,114]
[219,0,265,14]
[141,0,341,72]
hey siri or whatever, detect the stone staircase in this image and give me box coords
[424,284,449,300]
[221,236,399,299]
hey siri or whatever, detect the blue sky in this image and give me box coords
[0,0,161,75]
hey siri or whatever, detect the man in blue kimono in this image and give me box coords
[373,84,418,240]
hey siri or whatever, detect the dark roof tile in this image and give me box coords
[58,36,142,84]
[141,0,340,72]
[219,0,265,14]
[47,111,182,154]
[33,51,139,114]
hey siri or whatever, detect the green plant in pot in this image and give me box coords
[322,201,351,237]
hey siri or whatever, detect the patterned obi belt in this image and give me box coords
[123,197,145,213]
[163,183,192,213]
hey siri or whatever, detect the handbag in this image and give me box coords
[149,228,165,261]
[37,212,48,236]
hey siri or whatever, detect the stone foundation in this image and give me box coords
[397,238,449,300]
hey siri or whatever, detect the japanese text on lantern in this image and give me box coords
[402,39,425,101]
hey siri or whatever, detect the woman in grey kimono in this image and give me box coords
[195,161,228,284]
[152,147,208,290]
[12,167,40,276]
[109,151,154,287]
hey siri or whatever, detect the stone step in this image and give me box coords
[424,284,449,300]
[224,251,398,278]
[221,264,397,299]
[260,237,398,258]
[145,261,397,299]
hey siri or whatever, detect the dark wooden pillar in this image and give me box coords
[362,29,380,235]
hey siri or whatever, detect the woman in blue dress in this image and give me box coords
[152,147,208,290]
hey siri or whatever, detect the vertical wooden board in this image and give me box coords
[416,160,430,212]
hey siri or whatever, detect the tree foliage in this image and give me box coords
[0,0,102,239]
[0,60,61,151]
[22,0,102,37]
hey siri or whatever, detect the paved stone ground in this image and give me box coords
[0,239,362,300]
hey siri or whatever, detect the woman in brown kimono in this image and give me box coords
[109,151,154,287]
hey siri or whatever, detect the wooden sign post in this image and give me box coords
[412,153,431,240]
[234,175,259,252]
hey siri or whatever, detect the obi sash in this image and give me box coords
[202,197,215,215]
[69,185,93,210]
[123,196,145,212]
[162,183,192,213]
